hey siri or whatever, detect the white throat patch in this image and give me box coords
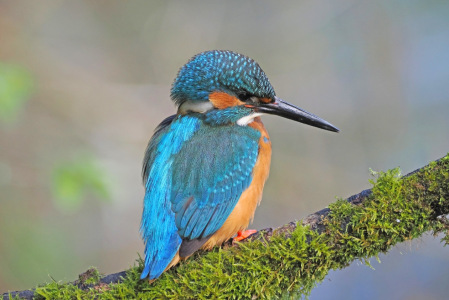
[237,113,264,126]
[178,101,214,114]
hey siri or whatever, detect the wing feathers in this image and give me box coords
[141,115,261,280]
[171,125,260,241]
[140,115,200,279]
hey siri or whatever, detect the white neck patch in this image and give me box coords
[178,100,214,114]
[237,113,264,126]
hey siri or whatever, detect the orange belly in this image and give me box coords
[203,117,272,249]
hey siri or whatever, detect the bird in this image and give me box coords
[140,50,339,281]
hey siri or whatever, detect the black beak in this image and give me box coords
[255,96,339,132]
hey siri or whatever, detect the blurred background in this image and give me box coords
[1,0,448,298]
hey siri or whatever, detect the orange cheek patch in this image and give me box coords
[260,97,272,104]
[209,92,245,109]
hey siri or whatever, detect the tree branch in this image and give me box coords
[3,154,449,299]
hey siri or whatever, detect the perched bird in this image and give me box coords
[140,50,339,280]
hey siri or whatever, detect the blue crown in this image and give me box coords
[171,50,276,105]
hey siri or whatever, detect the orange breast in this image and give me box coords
[203,117,272,249]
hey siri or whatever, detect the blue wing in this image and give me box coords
[140,115,200,279]
[171,124,260,240]
[140,115,260,279]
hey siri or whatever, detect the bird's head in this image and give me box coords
[171,50,339,132]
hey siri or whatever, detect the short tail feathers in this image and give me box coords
[140,233,181,280]
[140,261,165,280]
[140,191,182,280]
[140,264,152,280]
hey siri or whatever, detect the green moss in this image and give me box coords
[7,154,449,299]
[78,267,101,285]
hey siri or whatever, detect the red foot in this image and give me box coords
[233,229,257,242]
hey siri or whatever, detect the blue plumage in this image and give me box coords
[171,122,260,239]
[141,115,200,279]
[171,50,275,105]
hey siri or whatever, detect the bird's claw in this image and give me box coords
[233,229,258,243]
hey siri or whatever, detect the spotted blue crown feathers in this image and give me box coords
[171,50,276,105]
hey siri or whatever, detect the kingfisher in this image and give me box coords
[140,50,339,280]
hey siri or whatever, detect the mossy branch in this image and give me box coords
[3,154,449,299]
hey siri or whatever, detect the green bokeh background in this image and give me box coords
[1,1,449,299]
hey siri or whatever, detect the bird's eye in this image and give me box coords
[237,91,252,102]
